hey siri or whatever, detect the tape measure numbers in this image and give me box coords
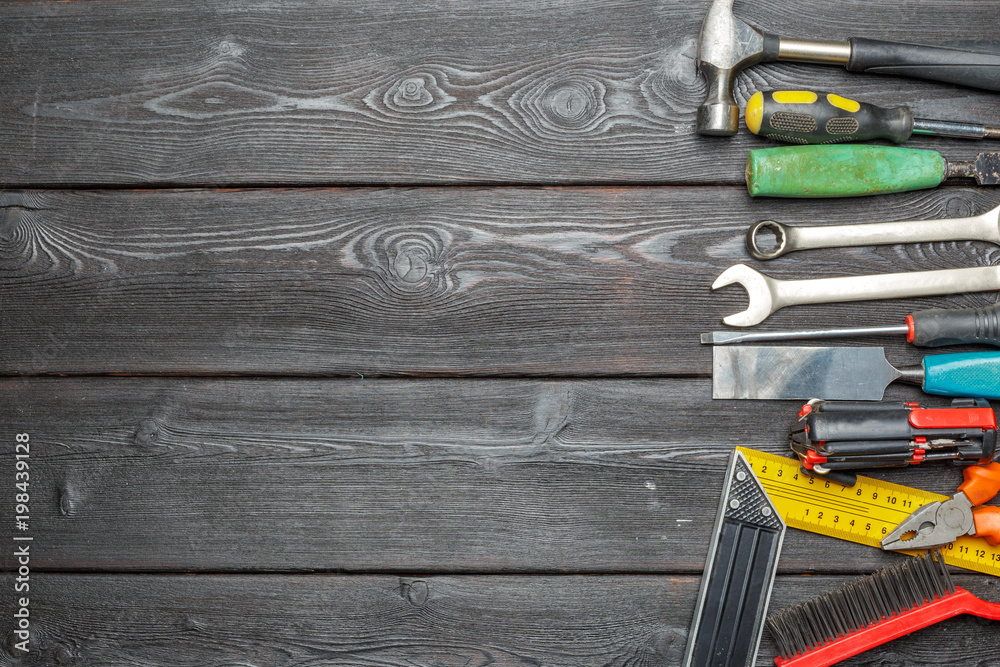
[738,447,1000,577]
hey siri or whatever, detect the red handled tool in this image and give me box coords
[767,551,1000,667]
[882,462,1000,550]
[788,399,998,486]
[701,303,1000,347]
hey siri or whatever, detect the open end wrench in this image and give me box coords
[713,264,1000,326]
[746,203,1000,260]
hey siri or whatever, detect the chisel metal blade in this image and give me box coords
[949,152,1000,185]
[976,152,1000,185]
[712,346,904,400]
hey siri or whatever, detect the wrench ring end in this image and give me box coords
[746,219,788,260]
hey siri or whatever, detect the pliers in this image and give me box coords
[882,462,1000,551]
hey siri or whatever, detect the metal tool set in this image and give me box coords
[686,1,1000,664]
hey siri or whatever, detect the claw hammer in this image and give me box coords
[696,0,1000,136]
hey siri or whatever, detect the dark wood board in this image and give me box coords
[0,376,981,573]
[2,572,999,666]
[2,186,998,376]
[2,0,998,186]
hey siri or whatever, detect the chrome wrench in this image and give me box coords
[713,264,1000,327]
[746,203,1000,260]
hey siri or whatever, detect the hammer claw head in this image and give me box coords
[696,0,766,136]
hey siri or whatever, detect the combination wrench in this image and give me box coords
[746,203,1000,260]
[713,264,1000,327]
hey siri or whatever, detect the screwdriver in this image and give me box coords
[745,90,1000,144]
[701,303,1000,347]
[746,144,1000,197]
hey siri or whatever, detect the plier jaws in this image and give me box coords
[881,493,975,550]
[881,461,1000,552]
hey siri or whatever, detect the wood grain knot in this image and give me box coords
[217,40,244,58]
[946,196,975,219]
[648,628,687,663]
[146,81,282,120]
[387,231,449,291]
[532,385,572,445]
[134,419,160,447]
[400,579,429,606]
[347,225,455,295]
[59,483,80,516]
[373,72,456,116]
[183,616,207,632]
[522,76,607,133]
[393,77,433,108]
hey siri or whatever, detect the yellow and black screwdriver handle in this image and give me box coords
[745,90,912,144]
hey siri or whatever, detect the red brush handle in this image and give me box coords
[774,588,1000,667]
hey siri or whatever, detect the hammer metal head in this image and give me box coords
[697,0,766,136]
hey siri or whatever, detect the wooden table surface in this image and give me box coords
[2,1,1000,665]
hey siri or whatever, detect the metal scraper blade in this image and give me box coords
[976,152,1000,185]
[682,450,785,667]
[712,346,901,400]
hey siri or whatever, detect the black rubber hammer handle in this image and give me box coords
[847,38,1000,91]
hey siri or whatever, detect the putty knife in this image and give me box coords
[712,346,1000,400]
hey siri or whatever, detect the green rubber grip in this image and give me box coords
[746,145,945,198]
[748,90,913,144]
[922,352,1000,399]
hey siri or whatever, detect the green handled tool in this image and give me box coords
[712,347,1000,401]
[745,90,1000,144]
[702,303,1000,348]
[746,145,1000,197]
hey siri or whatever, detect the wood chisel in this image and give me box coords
[745,90,1000,144]
[711,346,1000,400]
[745,145,1000,197]
[701,302,1000,347]
[683,450,785,667]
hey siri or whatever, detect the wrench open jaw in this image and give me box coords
[712,264,777,327]
[712,263,1000,327]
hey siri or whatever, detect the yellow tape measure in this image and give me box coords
[737,447,1000,577]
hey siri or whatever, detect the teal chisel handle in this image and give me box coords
[923,352,1000,399]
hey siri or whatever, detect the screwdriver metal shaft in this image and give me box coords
[702,325,908,345]
[913,118,1000,140]
[703,303,1000,347]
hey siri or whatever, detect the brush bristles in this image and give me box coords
[766,551,955,659]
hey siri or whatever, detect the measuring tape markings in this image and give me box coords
[737,447,1000,577]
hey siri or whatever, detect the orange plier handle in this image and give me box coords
[960,462,1000,545]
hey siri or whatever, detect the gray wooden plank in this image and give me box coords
[2,186,997,376]
[1,0,998,185]
[0,376,976,573]
[1,572,998,665]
